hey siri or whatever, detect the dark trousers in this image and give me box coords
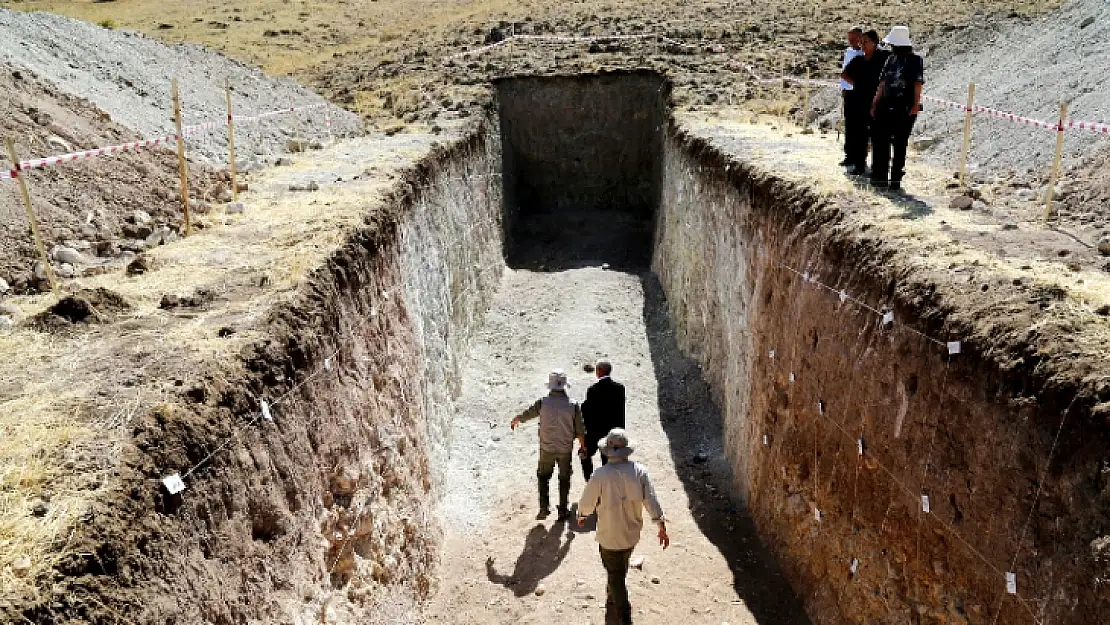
[843,95,872,170]
[580,444,609,482]
[600,546,634,624]
[871,113,917,183]
[537,451,572,512]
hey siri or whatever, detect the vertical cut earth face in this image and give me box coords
[496,72,667,270]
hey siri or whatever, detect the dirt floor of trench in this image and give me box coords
[422,256,811,625]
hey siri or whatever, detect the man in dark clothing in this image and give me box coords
[870,26,925,190]
[841,30,890,175]
[580,360,626,482]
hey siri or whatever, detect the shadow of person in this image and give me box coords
[486,521,576,596]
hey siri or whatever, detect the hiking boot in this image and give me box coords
[889,180,902,191]
[556,506,571,522]
[846,165,867,176]
[536,508,551,520]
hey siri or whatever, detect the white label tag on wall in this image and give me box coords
[324,357,332,371]
[162,473,186,495]
[857,439,865,456]
[818,400,825,415]
[882,311,895,325]
[789,373,796,383]
[769,350,776,359]
[763,434,769,446]
[839,290,848,303]
[261,400,273,421]
[1006,572,1017,595]
[921,495,931,514]
[802,271,811,282]
[814,507,822,522]
[947,341,962,355]
[850,558,860,575]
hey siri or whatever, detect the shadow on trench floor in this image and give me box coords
[506,211,653,272]
[640,273,813,625]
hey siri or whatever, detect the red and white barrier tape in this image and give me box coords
[922,94,1110,135]
[1,102,330,181]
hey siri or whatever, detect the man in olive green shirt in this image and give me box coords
[511,370,587,521]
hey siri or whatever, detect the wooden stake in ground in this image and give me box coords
[5,138,59,298]
[507,24,514,72]
[225,80,239,201]
[1043,101,1069,221]
[957,82,976,189]
[801,69,811,129]
[171,78,192,236]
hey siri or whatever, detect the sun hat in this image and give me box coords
[599,428,635,459]
[883,25,913,47]
[546,370,570,391]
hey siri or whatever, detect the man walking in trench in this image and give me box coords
[511,370,587,521]
[580,359,626,482]
[578,429,669,625]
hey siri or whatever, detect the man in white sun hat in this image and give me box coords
[511,369,587,521]
[870,25,925,191]
[577,428,669,625]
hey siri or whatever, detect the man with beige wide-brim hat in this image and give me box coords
[577,428,669,625]
[870,25,925,191]
[511,370,587,521]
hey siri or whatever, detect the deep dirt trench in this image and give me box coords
[9,70,1107,625]
[422,263,810,624]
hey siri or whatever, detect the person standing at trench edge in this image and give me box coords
[870,25,924,191]
[511,370,588,521]
[580,359,626,483]
[578,429,668,625]
[841,29,891,176]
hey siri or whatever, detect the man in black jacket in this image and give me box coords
[580,360,626,482]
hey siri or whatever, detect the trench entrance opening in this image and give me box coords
[496,72,667,271]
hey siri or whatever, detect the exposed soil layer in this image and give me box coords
[654,120,1110,624]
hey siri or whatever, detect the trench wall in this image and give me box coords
[654,128,1109,625]
[21,120,504,625]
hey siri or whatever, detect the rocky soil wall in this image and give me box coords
[653,127,1110,625]
[10,119,503,625]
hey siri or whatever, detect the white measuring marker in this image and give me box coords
[324,357,333,371]
[818,400,825,415]
[789,373,796,383]
[882,311,895,325]
[162,473,186,495]
[261,400,273,421]
[838,289,848,303]
[1006,572,1017,595]
[763,434,769,446]
[814,507,822,522]
[921,495,931,513]
[769,349,776,359]
[850,558,860,575]
[947,341,962,355]
[857,438,865,456]
[802,271,811,282]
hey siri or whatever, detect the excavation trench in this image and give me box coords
[28,72,1108,625]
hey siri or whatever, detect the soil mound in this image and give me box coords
[30,287,130,330]
[0,8,359,165]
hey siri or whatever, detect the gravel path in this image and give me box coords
[425,264,810,625]
[0,8,359,166]
[917,0,1110,175]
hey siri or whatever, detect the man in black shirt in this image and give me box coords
[841,30,890,176]
[870,26,925,190]
[580,359,626,482]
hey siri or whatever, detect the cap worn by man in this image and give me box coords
[577,429,669,625]
[511,369,587,521]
